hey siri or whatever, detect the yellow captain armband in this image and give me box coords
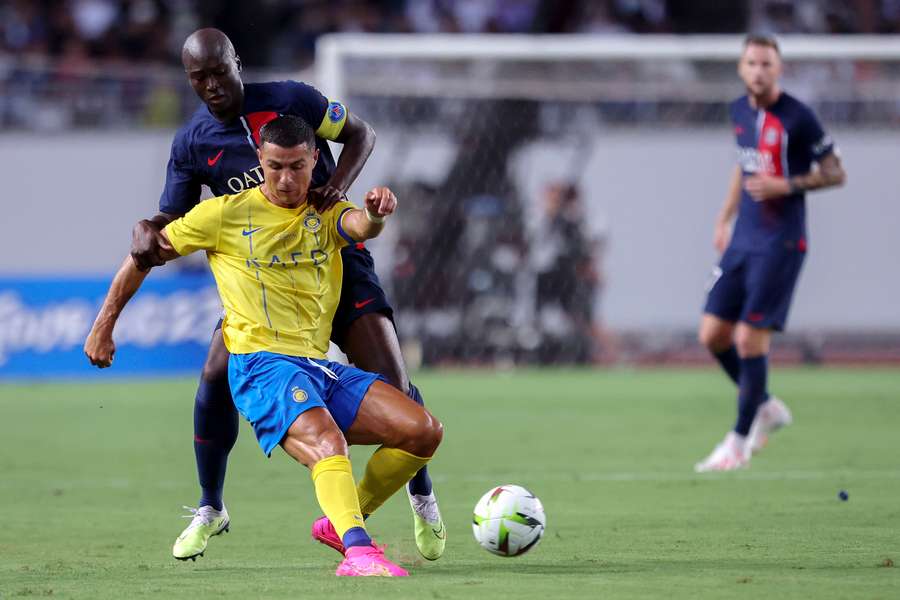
[316,101,348,141]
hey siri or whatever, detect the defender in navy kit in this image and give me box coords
[84,28,445,561]
[695,34,846,472]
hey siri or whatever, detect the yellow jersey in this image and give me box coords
[164,187,356,358]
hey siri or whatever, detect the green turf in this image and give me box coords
[1,368,898,599]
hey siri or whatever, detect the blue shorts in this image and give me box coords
[704,246,806,332]
[331,243,394,349]
[227,352,384,456]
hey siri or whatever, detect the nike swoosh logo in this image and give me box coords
[354,298,376,309]
[242,227,262,236]
[207,149,224,166]
[431,522,446,540]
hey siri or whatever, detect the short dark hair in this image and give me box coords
[743,33,780,54]
[259,115,316,149]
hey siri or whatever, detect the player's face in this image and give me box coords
[738,44,782,98]
[257,142,319,208]
[184,53,242,115]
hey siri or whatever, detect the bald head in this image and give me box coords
[182,28,236,66]
[182,28,244,121]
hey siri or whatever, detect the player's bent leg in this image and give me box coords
[282,408,407,577]
[729,323,773,465]
[344,312,447,559]
[173,328,237,561]
[699,313,741,385]
[345,381,442,508]
[194,329,237,509]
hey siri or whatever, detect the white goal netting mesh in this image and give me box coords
[318,35,900,366]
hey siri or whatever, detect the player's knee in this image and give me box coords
[316,429,349,459]
[409,411,443,457]
[698,323,731,352]
[734,327,767,358]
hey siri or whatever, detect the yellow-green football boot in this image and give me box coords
[407,489,445,560]
[173,505,229,561]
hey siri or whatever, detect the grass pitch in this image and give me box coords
[1,368,898,599]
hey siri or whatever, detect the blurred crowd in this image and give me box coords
[3,0,900,69]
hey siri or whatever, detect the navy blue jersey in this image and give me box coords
[730,92,835,252]
[160,81,348,215]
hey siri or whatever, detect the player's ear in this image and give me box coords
[235,55,242,73]
[313,148,319,164]
[256,147,262,162]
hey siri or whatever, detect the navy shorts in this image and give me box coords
[228,351,384,456]
[331,243,394,349]
[704,246,806,332]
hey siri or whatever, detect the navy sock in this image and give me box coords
[342,526,372,550]
[194,376,239,511]
[713,345,741,385]
[405,383,434,497]
[734,355,768,436]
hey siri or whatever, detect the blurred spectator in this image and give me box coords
[3,0,900,68]
[533,182,603,364]
[1,0,900,130]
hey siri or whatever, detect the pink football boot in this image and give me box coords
[335,543,409,577]
[311,516,345,555]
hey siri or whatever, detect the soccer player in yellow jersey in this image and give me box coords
[84,115,442,577]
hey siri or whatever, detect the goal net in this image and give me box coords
[316,34,900,367]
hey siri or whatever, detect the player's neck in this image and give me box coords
[749,86,781,110]
[259,183,306,210]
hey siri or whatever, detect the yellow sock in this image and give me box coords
[310,455,365,539]
[356,447,431,517]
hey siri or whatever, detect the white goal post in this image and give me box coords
[317,34,900,102]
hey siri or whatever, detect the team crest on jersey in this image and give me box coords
[291,386,309,403]
[303,212,322,232]
[763,127,779,145]
[327,102,345,123]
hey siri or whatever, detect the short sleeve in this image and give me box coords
[284,80,347,141]
[798,107,835,162]
[159,131,202,215]
[332,200,358,247]
[164,197,223,255]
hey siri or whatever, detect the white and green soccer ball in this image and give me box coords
[472,484,546,557]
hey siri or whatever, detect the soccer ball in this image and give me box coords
[472,484,546,557]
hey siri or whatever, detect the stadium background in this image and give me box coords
[2,2,900,599]
[2,0,899,376]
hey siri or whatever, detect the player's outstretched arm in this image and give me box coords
[340,186,397,242]
[714,166,743,253]
[84,232,181,368]
[308,112,376,212]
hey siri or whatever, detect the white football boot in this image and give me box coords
[747,396,793,455]
[694,431,749,473]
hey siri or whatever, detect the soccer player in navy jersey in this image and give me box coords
[83,28,445,559]
[694,34,846,472]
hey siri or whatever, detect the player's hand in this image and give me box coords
[713,220,731,254]
[84,328,116,369]
[743,174,791,202]
[364,187,397,218]
[131,220,174,271]
[307,184,346,212]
